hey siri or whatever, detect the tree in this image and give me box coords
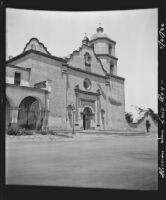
[125,112,134,123]
[147,108,158,122]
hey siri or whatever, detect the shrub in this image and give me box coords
[40,130,47,135]
[7,127,33,136]
[125,112,134,123]
[23,129,33,135]
[17,128,26,136]
[7,126,52,136]
[40,129,53,135]
[7,127,19,135]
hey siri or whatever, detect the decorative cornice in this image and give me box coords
[80,98,95,102]
[96,54,118,61]
[23,38,51,55]
[62,63,125,81]
[62,63,106,79]
[105,72,125,81]
[6,49,124,82]
[6,49,67,64]
[111,74,125,81]
[75,88,100,97]
[64,45,86,61]
[64,44,107,75]
[6,64,31,71]
[6,83,49,93]
[90,37,116,44]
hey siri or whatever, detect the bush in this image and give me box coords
[125,112,134,123]
[7,126,52,136]
[40,130,47,135]
[7,127,33,136]
[23,129,33,135]
[40,129,53,135]
[7,127,19,135]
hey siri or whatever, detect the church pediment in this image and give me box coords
[23,38,51,55]
[65,45,106,76]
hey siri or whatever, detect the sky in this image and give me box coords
[6,8,158,118]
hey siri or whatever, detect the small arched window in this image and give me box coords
[84,52,91,66]
[110,61,114,75]
[109,45,112,55]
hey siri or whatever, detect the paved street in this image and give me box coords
[6,133,158,190]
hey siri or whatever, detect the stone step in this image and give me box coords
[51,129,145,136]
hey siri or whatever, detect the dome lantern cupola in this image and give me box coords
[90,24,110,41]
[89,25,118,75]
[97,23,104,33]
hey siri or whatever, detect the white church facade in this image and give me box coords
[6,26,128,131]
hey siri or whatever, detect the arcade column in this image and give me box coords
[42,109,49,131]
[10,107,19,127]
[42,91,50,131]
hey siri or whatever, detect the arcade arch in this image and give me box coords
[18,96,42,129]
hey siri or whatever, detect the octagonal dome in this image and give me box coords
[90,26,110,41]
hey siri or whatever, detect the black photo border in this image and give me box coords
[0,0,165,199]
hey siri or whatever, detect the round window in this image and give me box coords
[83,79,91,90]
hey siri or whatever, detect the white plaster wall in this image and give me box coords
[6,76,30,87]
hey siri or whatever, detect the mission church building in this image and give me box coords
[6,25,128,131]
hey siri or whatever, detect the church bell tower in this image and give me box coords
[89,25,118,75]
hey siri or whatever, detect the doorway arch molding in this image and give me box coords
[80,104,95,115]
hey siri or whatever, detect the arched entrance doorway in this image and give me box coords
[83,107,92,130]
[6,98,11,128]
[18,96,42,129]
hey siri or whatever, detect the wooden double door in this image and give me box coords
[83,107,91,130]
